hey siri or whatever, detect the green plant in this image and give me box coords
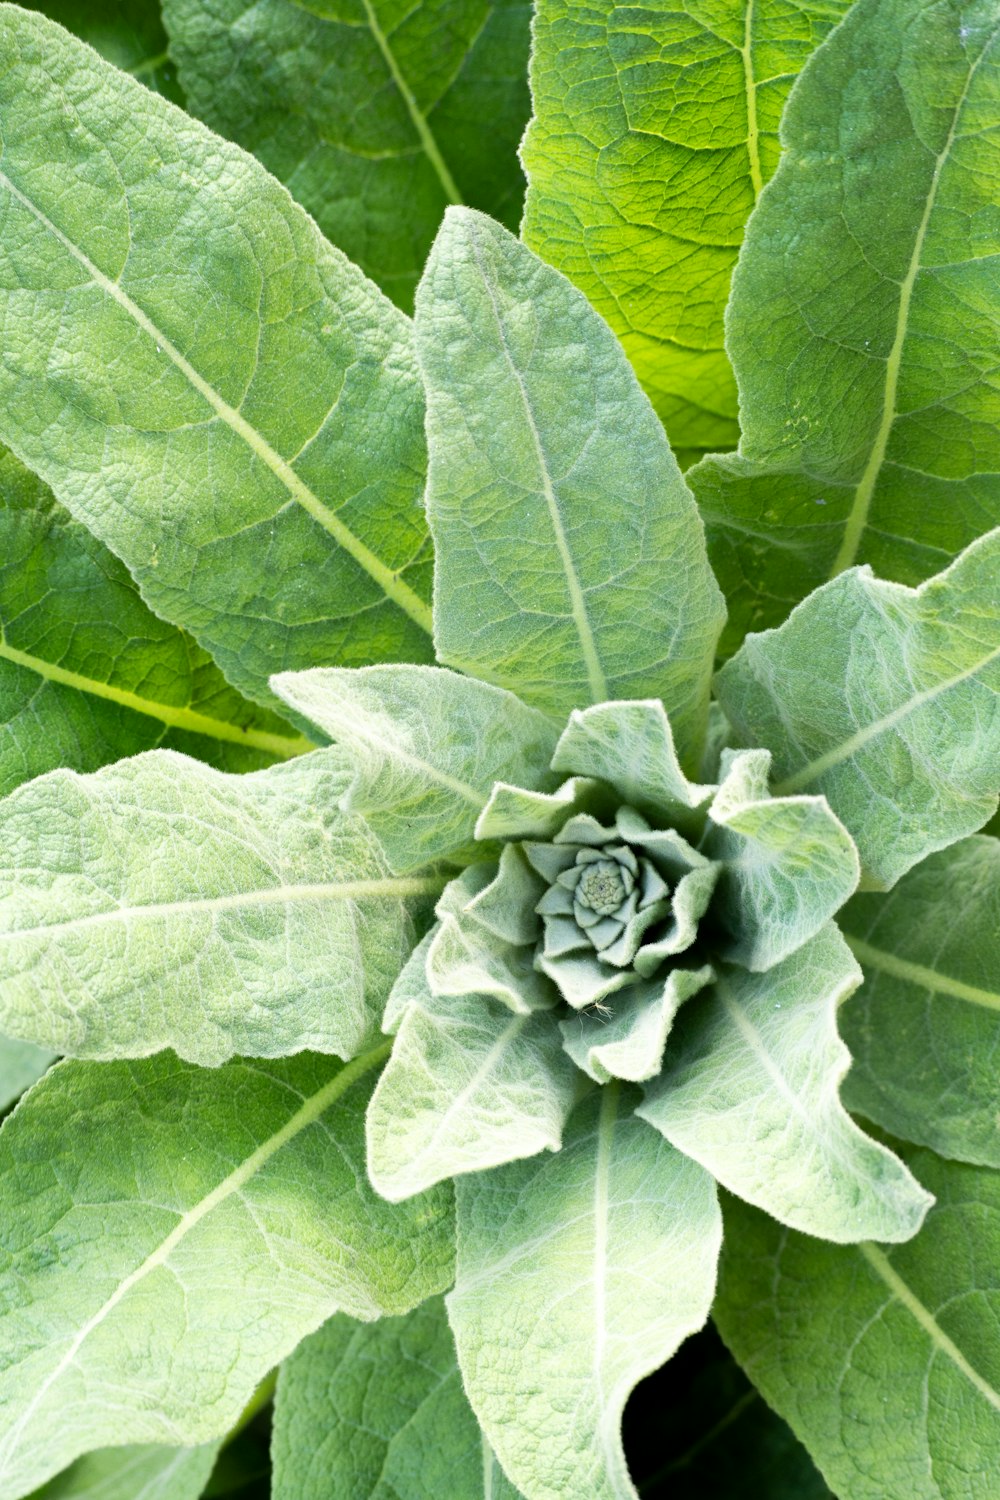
[0,2,997,1497]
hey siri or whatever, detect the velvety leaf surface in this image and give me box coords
[0,6,435,713]
[640,925,932,1242]
[32,1442,222,1500]
[368,980,578,1200]
[25,0,184,101]
[839,836,1000,1168]
[448,1086,722,1499]
[0,1036,54,1115]
[703,748,859,970]
[273,666,558,873]
[161,0,531,312]
[418,208,725,762]
[0,446,309,800]
[273,1298,523,1499]
[691,0,1000,653]
[715,532,1000,888]
[0,748,439,1065]
[714,1148,1000,1500]
[522,0,850,460]
[0,1050,454,1499]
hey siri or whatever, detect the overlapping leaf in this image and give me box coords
[162,0,531,311]
[448,1087,721,1500]
[522,0,850,460]
[839,836,1000,1168]
[417,208,725,763]
[715,531,1000,888]
[32,1442,222,1500]
[0,1050,454,1499]
[0,749,439,1065]
[714,1149,1000,1500]
[0,445,308,800]
[640,925,932,1242]
[0,1035,53,1115]
[0,5,434,713]
[691,0,1000,653]
[27,0,184,101]
[273,1299,523,1499]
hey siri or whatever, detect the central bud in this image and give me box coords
[575,854,631,917]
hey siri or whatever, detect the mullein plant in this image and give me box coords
[0,2,997,1498]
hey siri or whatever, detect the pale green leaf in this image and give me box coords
[0,749,440,1065]
[691,0,1000,653]
[0,5,434,712]
[476,777,599,842]
[702,748,859,970]
[639,925,932,1243]
[0,1035,54,1115]
[367,969,577,1200]
[272,666,558,874]
[522,0,850,459]
[26,0,184,102]
[0,446,309,800]
[161,0,531,311]
[839,835,1000,1168]
[417,207,725,763]
[560,964,713,1084]
[714,1147,1000,1500]
[715,532,1000,889]
[273,1298,523,1500]
[448,1086,722,1500]
[32,1443,221,1500]
[0,1049,454,1500]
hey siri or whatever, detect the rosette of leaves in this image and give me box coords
[0,5,997,1500]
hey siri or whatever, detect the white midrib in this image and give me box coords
[0,634,312,759]
[465,219,609,705]
[0,875,445,946]
[859,1242,1000,1413]
[0,1043,391,1482]
[741,0,764,199]
[844,936,1000,1015]
[0,169,433,638]
[335,716,486,808]
[773,641,1000,794]
[829,29,997,577]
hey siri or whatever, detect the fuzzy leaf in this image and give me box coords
[691,0,1000,652]
[0,446,309,800]
[272,666,558,874]
[0,749,439,1065]
[33,1443,222,1500]
[715,532,1000,888]
[0,1035,54,1115]
[522,0,850,460]
[839,836,1000,1168]
[274,1299,523,1500]
[640,925,932,1243]
[0,1050,454,1499]
[714,1148,1000,1500]
[448,1087,721,1500]
[0,5,434,712]
[417,208,725,762]
[161,0,531,312]
[703,748,859,970]
[560,965,713,1084]
[367,978,577,1200]
[26,0,184,102]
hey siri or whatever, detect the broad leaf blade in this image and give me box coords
[715,532,1000,888]
[0,6,434,711]
[0,749,438,1065]
[32,1443,222,1500]
[640,925,932,1243]
[448,1087,722,1500]
[522,0,850,460]
[703,748,859,970]
[418,207,725,762]
[25,0,184,101]
[161,0,531,312]
[714,1148,1000,1500]
[839,835,1000,1168]
[691,0,1000,653]
[273,1298,523,1499]
[0,1050,454,1499]
[272,666,557,874]
[0,445,308,799]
